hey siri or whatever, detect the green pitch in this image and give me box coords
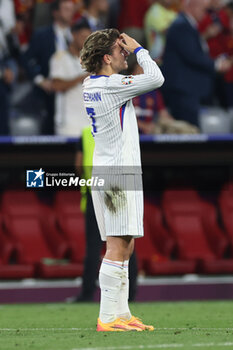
[0,301,233,350]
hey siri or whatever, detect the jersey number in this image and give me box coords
[86,107,97,134]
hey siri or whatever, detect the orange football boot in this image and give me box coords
[125,316,155,331]
[96,317,142,332]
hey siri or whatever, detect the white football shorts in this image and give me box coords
[91,174,144,241]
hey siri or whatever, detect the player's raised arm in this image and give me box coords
[107,33,165,100]
[81,30,164,100]
[119,33,141,54]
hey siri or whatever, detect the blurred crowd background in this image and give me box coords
[1,0,233,137]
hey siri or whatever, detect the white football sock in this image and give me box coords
[116,260,132,320]
[99,258,124,323]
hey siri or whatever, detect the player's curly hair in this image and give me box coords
[80,29,120,74]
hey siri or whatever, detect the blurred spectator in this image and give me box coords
[144,0,177,60]
[118,0,149,45]
[79,0,109,31]
[134,90,174,134]
[50,21,91,136]
[0,0,19,59]
[0,0,16,39]
[33,0,84,29]
[133,65,198,134]
[107,0,121,28]
[169,0,182,12]
[73,0,86,22]
[14,0,34,51]
[132,63,174,134]
[0,0,18,135]
[161,0,232,126]
[222,0,233,107]
[22,0,75,134]
[199,0,229,57]
[32,0,54,29]
[118,0,150,72]
[199,0,233,108]
[0,60,16,135]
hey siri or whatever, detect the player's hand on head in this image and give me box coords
[119,33,141,53]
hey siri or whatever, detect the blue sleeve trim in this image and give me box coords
[120,102,127,131]
[134,47,143,54]
[90,75,109,79]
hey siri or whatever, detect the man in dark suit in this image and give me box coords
[161,0,231,126]
[22,0,74,134]
[0,58,15,135]
[80,0,109,32]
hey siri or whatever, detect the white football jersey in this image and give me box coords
[82,48,164,173]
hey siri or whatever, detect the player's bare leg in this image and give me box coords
[97,236,154,331]
[97,236,140,331]
[110,237,154,331]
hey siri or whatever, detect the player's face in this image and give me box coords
[109,39,129,73]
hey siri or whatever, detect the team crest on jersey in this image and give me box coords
[121,76,134,85]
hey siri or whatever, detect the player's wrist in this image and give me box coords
[134,46,143,54]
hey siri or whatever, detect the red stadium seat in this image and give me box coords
[0,262,34,279]
[162,189,233,274]
[57,214,86,263]
[2,190,70,258]
[2,190,41,216]
[163,189,200,202]
[219,183,233,255]
[4,215,53,264]
[55,190,82,215]
[0,215,15,264]
[136,200,196,275]
[40,205,71,259]
[136,216,165,274]
[144,200,175,256]
[55,191,86,264]
[1,190,83,278]
[0,214,34,279]
[201,202,228,258]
